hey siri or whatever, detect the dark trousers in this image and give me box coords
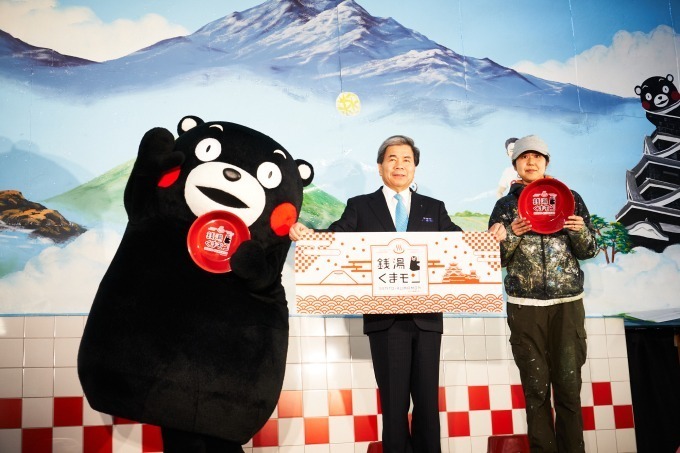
[507,300,587,453]
[368,317,442,453]
[161,427,244,453]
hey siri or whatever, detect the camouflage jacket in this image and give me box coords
[489,182,598,304]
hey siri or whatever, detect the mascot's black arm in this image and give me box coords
[230,241,290,293]
[124,127,184,222]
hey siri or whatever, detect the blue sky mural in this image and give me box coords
[0,0,679,319]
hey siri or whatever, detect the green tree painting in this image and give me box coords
[591,214,634,264]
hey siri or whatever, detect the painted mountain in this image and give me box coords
[0,29,94,69]
[0,0,635,115]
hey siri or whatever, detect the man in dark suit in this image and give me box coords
[290,135,505,452]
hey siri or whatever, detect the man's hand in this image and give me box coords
[487,222,507,242]
[289,222,314,241]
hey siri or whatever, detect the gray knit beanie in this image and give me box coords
[511,135,550,162]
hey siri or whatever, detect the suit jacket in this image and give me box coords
[327,188,462,334]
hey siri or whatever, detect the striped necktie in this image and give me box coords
[394,193,408,232]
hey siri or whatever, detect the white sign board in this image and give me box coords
[294,231,503,314]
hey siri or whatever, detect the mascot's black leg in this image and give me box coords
[204,436,244,453]
[160,427,244,453]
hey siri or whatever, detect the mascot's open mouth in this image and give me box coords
[197,186,249,209]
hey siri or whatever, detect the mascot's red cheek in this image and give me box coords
[642,101,651,110]
[270,202,298,236]
[157,167,181,188]
[673,91,680,101]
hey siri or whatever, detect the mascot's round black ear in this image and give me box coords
[296,159,314,187]
[178,116,204,135]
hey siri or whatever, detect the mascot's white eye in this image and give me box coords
[257,162,282,189]
[195,138,222,162]
[645,93,652,101]
[663,86,670,94]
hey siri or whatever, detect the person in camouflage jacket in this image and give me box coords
[488,135,598,453]
[491,183,597,302]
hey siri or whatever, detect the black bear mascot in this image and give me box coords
[634,74,680,128]
[78,116,314,452]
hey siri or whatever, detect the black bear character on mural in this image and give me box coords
[614,78,680,252]
[634,74,680,129]
[78,116,313,452]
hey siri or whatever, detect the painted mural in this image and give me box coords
[0,0,679,320]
